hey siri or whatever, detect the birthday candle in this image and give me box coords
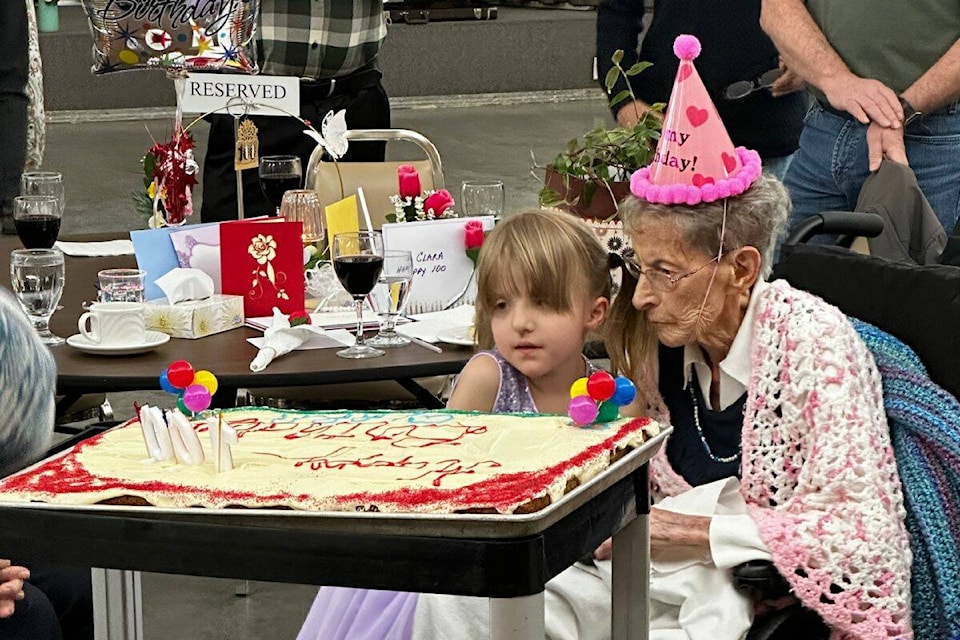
[208,413,237,472]
[166,410,205,465]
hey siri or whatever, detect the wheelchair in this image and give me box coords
[734,212,960,640]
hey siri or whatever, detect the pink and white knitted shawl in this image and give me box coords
[647,280,913,639]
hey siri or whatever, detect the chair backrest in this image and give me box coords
[774,243,960,400]
[305,129,445,229]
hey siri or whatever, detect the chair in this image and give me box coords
[246,129,451,411]
[305,128,446,229]
[735,212,960,639]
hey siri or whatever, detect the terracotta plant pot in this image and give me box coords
[543,167,632,221]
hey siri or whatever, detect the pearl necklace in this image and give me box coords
[688,377,741,464]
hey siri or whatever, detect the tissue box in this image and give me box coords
[144,295,244,339]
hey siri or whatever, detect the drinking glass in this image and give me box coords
[280,189,326,246]
[259,155,302,216]
[10,248,65,345]
[366,250,414,348]
[332,231,385,359]
[97,268,147,303]
[460,180,505,219]
[20,171,65,217]
[13,195,61,249]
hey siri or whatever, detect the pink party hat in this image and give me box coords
[630,35,762,205]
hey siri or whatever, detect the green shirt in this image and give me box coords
[806,0,960,95]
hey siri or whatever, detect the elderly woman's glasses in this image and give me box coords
[609,252,728,292]
[723,68,783,101]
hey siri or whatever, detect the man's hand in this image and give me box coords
[769,60,805,97]
[0,560,29,619]
[821,74,903,128]
[866,122,908,171]
[615,100,662,129]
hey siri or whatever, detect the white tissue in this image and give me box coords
[155,268,215,304]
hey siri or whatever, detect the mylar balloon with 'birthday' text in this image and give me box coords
[80,0,260,75]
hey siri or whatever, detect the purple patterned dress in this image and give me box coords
[295,350,594,640]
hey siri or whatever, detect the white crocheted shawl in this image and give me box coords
[647,279,913,640]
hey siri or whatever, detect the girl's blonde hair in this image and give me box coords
[474,209,612,350]
[606,174,790,387]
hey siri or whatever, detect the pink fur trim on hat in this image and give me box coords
[673,35,701,61]
[629,147,762,205]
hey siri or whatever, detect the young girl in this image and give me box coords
[447,208,612,415]
[296,210,617,640]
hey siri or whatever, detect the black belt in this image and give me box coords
[818,98,960,121]
[301,65,382,99]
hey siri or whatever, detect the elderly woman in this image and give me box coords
[0,287,92,640]
[604,172,912,639]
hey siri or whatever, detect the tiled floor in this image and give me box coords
[44,96,613,639]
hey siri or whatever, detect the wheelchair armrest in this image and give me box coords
[783,211,884,247]
[732,560,792,601]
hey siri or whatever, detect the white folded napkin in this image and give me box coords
[248,308,353,371]
[155,268,215,304]
[398,305,475,343]
[55,240,135,257]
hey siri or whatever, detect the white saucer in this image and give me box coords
[435,326,475,347]
[66,331,170,356]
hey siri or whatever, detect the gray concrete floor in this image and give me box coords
[48,97,612,639]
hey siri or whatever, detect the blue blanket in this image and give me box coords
[853,319,960,640]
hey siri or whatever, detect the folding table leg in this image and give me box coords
[91,568,144,640]
[489,592,545,640]
[611,513,649,640]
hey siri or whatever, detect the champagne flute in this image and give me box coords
[13,195,62,249]
[332,231,385,359]
[259,155,302,216]
[366,250,414,348]
[10,248,65,345]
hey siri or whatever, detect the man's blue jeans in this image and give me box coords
[784,101,960,235]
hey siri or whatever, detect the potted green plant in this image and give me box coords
[538,51,662,220]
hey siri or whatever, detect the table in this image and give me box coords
[0,234,473,412]
[0,428,666,640]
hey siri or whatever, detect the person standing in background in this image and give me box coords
[0,0,30,234]
[760,0,960,233]
[200,0,391,222]
[597,0,807,180]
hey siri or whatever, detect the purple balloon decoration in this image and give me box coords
[182,384,212,413]
[568,395,599,426]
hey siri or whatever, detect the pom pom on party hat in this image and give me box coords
[630,35,762,205]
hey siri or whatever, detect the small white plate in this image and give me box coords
[66,331,170,356]
[435,326,475,346]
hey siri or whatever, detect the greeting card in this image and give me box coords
[170,216,273,293]
[219,220,305,317]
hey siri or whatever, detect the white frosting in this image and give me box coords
[0,408,659,514]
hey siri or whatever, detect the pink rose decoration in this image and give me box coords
[424,189,455,217]
[464,219,485,249]
[397,164,421,200]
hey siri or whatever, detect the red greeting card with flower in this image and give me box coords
[220,220,305,317]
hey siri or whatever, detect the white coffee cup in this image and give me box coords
[78,302,146,346]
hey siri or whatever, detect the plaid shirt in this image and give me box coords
[258,0,386,80]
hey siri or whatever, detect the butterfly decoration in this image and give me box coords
[303,109,350,160]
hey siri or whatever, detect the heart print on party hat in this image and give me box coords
[630,35,762,205]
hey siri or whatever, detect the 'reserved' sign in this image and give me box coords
[180,73,300,116]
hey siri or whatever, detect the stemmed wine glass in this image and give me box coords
[21,171,65,218]
[13,195,61,249]
[366,250,414,348]
[10,248,65,345]
[259,155,302,216]
[332,231,385,359]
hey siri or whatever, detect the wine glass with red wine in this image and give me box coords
[332,231,385,359]
[13,195,61,249]
[258,155,302,216]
